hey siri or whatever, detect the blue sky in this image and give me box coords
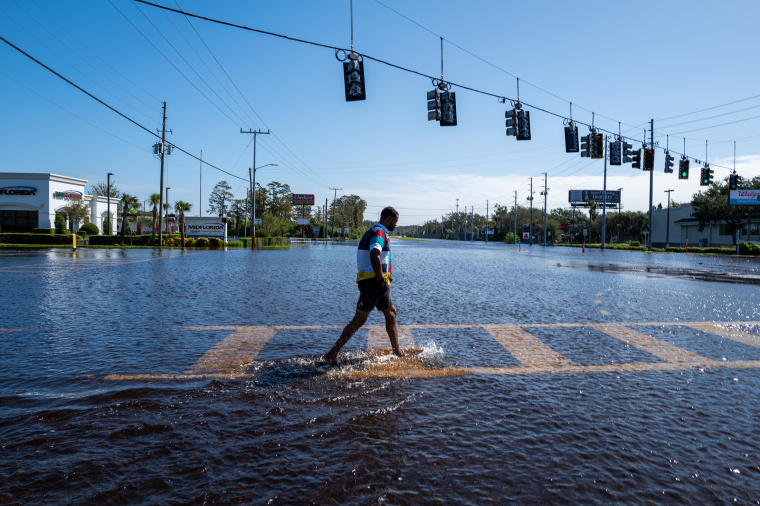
[2,0,759,225]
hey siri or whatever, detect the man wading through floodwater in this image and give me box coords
[323,207,403,363]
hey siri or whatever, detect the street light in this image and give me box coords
[165,187,171,235]
[107,172,114,235]
[250,163,278,247]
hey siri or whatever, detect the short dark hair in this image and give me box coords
[380,206,398,220]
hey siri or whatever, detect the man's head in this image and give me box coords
[380,206,399,231]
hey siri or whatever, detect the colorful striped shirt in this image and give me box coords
[356,223,392,283]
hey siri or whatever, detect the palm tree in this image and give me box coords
[174,200,192,248]
[149,193,160,245]
[119,193,140,244]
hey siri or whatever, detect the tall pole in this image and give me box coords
[664,189,674,248]
[513,191,517,244]
[648,119,654,251]
[529,177,533,245]
[199,150,202,217]
[324,198,328,240]
[470,207,474,242]
[330,187,342,239]
[158,102,167,248]
[456,198,460,233]
[241,128,271,250]
[601,137,608,250]
[543,173,548,246]
[107,172,113,235]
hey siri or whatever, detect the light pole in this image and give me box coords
[617,188,623,244]
[107,172,113,235]
[664,189,674,248]
[250,163,277,246]
[165,187,171,235]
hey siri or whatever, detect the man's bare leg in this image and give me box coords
[382,305,403,357]
[323,309,369,362]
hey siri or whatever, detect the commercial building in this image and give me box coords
[0,172,116,233]
[649,203,760,247]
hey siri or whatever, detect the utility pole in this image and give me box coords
[664,189,674,248]
[513,191,517,245]
[199,150,202,218]
[485,200,489,244]
[456,198,460,233]
[471,207,474,242]
[529,177,534,246]
[158,102,167,248]
[324,198,328,240]
[542,173,548,246]
[648,119,654,251]
[330,187,342,239]
[241,128,270,249]
[601,137,608,250]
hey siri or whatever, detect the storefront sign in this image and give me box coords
[185,216,227,239]
[293,194,315,206]
[569,190,620,204]
[53,190,83,200]
[730,189,760,206]
[296,218,310,225]
[0,186,37,196]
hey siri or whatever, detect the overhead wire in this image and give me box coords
[0,34,247,183]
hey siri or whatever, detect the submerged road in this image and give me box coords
[2,243,760,503]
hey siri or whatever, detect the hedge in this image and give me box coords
[32,228,55,234]
[739,242,760,256]
[0,233,73,245]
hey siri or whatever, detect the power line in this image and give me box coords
[0,34,246,183]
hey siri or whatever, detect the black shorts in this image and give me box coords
[356,278,392,312]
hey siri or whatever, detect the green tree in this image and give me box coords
[63,198,90,232]
[691,176,760,246]
[88,180,121,200]
[174,200,192,248]
[54,212,67,234]
[119,194,140,243]
[149,193,160,244]
[266,181,294,218]
[208,181,234,217]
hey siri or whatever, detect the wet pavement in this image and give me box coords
[2,241,760,503]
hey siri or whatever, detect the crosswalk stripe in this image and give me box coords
[485,325,576,368]
[688,323,760,348]
[366,325,414,350]
[592,323,716,364]
[184,326,276,374]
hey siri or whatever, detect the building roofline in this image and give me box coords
[0,172,88,186]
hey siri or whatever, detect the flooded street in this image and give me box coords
[2,241,760,503]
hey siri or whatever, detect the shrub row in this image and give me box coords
[0,233,73,245]
[739,242,760,256]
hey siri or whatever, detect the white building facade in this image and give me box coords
[0,172,116,233]
[649,202,760,247]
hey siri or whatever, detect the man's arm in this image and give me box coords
[369,248,385,283]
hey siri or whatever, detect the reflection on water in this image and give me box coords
[2,242,760,502]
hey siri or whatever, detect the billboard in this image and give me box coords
[569,190,621,204]
[185,217,227,241]
[730,189,760,206]
[293,194,315,206]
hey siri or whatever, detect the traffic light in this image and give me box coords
[609,141,622,165]
[580,134,591,157]
[678,157,690,179]
[564,124,579,152]
[516,109,531,140]
[440,90,457,126]
[622,142,632,163]
[664,151,674,173]
[700,164,713,186]
[729,173,742,190]
[631,149,642,169]
[343,54,366,101]
[505,108,518,137]
[427,88,441,122]
[643,148,655,171]
[591,133,604,159]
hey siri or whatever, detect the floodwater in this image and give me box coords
[2,240,760,504]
